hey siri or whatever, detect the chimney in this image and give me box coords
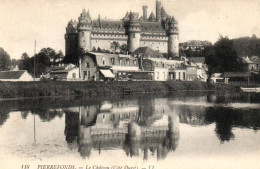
[143,6,148,21]
[156,0,161,22]
[138,54,143,70]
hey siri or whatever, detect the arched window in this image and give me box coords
[102,57,106,65]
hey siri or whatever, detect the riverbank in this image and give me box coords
[0,81,239,99]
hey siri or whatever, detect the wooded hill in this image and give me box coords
[232,34,260,57]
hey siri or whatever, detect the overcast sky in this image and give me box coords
[0,0,260,59]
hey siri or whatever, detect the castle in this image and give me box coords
[65,0,179,58]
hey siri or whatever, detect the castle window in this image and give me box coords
[111,58,115,65]
[81,32,84,37]
[133,33,135,38]
[133,60,137,65]
[86,62,90,68]
[126,60,130,65]
[102,57,106,65]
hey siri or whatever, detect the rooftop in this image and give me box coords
[0,70,28,79]
[223,72,251,78]
[187,57,205,64]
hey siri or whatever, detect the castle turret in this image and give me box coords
[127,12,141,53]
[167,16,179,58]
[77,9,92,52]
[156,0,161,22]
[65,20,78,59]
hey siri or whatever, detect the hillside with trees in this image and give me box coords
[232,34,260,57]
[180,40,212,57]
[181,35,260,76]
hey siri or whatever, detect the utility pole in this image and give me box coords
[34,40,36,81]
[34,40,36,144]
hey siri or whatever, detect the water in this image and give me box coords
[0,91,260,168]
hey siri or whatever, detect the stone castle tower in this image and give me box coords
[78,9,92,52]
[65,0,179,59]
[167,16,179,58]
[127,12,141,53]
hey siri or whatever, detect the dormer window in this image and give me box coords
[86,62,90,68]
[102,57,106,66]
[111,58,115,65]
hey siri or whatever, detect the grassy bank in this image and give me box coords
[0,81,238,99]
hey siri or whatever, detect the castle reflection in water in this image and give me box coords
[64,98,180,160]
[0,92,260,160]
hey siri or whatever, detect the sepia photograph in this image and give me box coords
[0,0,260,168]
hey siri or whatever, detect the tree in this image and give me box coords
[92,47,97,52]
[232,35,260,57]
[120,44,128,54]
[40,48,57,59]
[11,59,20,68]
[19,53,33,73]
[97,47,102,53]
[205,36,243,76]
[53,50,64,65]
[110,41,120,53]
[0,47,11,70]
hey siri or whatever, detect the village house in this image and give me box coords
[80,52,139,81]
[78,50,208,82]
[0,70,33,82]
[223,72,251,84]
[187,57,208,82]
[242,56,260,72]
[145,58,186,81]
[49,64,80,81]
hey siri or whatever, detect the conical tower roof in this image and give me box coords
[80,9,91,19]
[87,10,91,19]
[161,7,167,17]
[148,12,156,22]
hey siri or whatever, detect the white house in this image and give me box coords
[210,73,224,83]
[50,67,80,81]
[154,67,168,81]
[0,70,33,81]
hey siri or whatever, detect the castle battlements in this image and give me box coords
[65,0,179,58]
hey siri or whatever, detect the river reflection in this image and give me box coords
[64,98,179,160]
[0,91,259,161]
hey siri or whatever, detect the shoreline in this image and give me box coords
[0,81,239,99]
[0,89,229,102]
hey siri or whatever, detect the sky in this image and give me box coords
[0,0,260,59]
